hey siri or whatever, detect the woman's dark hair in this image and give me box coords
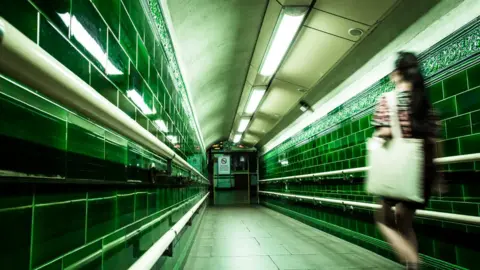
[395,52,431,137]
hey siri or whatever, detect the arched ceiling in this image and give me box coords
[162,0,268,148]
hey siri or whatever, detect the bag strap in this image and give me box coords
[385,91,403,138]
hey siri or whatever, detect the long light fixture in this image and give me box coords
[245,86,266,115]
[59,13,123,75]
[259,7,308,76]
[233,134,242,143]
[237,118,250,133]
[154,119,168,133]
[126,89,156,115]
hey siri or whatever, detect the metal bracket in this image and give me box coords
[166,159,173,176]
[168,215,175,226]
[164,242,174,257]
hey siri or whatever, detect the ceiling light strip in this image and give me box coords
[259,6,308,77]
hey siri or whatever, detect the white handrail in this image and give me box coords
[128,192,209,270]
[259,191,480,225]
[259,153,480,182]
[0,18,208,184]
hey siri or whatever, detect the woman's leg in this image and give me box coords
[396,203,419,267]
[375,200,417,263]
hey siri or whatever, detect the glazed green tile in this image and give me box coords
[457,87,480,114]
[459,134,480,155]
[118,92,137,120]
[467,62,480,89]
[91,66,118,106]
[449,162,474,172]
[351,120,360,133]
[1,1,37,42]
[446,114,471,138]
[135,192,148,220]
[0,208,32,270]
[433,97,457,120]
[427,81,443,103]
[456,245,478,270]
[107,31,129,91]
[117,194,134,228]
[137,37,150,81]
[119,5,137,61]
[63,239,101,269]
[39,17,90,83]
[359,116,369,130]
[92,0,120,37]
[144,27,156,59]
[161,57,170,89]
[122,0,147,40]
[434,240,456,265]
[87,199,115,241]
[444,71,468,98]
[149,67,159,97]
[31,0,70,34]
[105,132,128,165]
[430,201,453,213]
[32,202,86,268]
[472,111,480,134]
[355,131,365,144]
[452,202,479,215]
[0,85,67,151]
[71,0,108,71]
[154,41,165,73]
[67,114,105,159]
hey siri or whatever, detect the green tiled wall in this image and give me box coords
[0,183,207,270]
[0,74,192,180]
[0,0,205,169]
[260,19,480,270]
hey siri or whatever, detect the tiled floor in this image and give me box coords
[184,206,402,270]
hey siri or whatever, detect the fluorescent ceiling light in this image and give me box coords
[245,87,266,115]
[237,118,250,133]
[126,89,156,115]
[233,134,242,143]
[259,7,308,76]
[59,13,123,75]
[166,135,178,144]
[154,120,168,133]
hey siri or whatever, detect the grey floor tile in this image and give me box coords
[183,256,279,270]
[185,206,401,270]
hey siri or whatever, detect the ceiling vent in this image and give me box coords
[348,28,364,37]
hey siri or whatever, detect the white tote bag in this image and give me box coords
[366,91,425,203]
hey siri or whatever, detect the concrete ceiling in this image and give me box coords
[163,0,268,148]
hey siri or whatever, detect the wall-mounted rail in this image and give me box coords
[128,192,209,270]
[0,18,208,184]
[259,191,480,225]
[259,153,480,183]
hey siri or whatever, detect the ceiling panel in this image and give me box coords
[314,0,398,26]
[276,27,354,88]
[258,79,304,116]
[305,9,370,41]
[249,116,278,136]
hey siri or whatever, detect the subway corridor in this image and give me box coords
[0,0,480,269]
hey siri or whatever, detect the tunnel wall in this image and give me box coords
[1,0,205,167]
[260,18,480,270]
[0,0,209,269]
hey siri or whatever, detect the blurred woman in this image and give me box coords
[371,52,439,270]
